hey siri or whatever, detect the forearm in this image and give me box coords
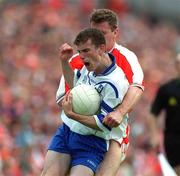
[67,111,102,131]
[61,61,74,89]
[116,86,143,116]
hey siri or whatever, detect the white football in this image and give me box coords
[70,84,101,115]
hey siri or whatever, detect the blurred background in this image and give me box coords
[0,0,179,175]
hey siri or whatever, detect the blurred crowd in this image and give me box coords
[0,0,179,175]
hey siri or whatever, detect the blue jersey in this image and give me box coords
[60,54,129,143]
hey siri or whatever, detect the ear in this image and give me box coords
[114,28,120,38]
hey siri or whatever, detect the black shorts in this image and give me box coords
[164,134,180,167]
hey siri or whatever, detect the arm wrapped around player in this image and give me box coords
[93,82,129,140]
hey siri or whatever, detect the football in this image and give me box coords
[70,84,101,115]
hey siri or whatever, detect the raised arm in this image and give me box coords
[59,43,74,89]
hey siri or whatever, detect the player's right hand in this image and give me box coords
[59,43,73,61]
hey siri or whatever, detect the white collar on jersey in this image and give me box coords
[108,42,118,53]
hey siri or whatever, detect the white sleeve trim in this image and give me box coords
[129,83,144,91]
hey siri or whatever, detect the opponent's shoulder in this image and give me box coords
[113,43,138,59]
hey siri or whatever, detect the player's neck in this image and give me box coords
[94,54,112,75]
[107,43,116,53]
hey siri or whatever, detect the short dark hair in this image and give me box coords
[74,28,106,48]
[90,9,118,31]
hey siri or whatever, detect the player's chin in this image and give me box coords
[84,62,93,70]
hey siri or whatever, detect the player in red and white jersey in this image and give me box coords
[57,43,144,99]
[56,9,144,176]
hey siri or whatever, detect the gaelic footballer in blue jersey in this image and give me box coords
[41,28,129,176]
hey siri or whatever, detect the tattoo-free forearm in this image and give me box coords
[67,111,102,131]
[116,86,143,116]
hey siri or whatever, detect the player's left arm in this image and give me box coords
[103,86,143,127]
[103,51,144,127]
[120,85,143,114]
[119,50,144,115]
[103,87,143,128]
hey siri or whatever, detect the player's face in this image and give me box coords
[77,39,104,73]
[90,21,118,52]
